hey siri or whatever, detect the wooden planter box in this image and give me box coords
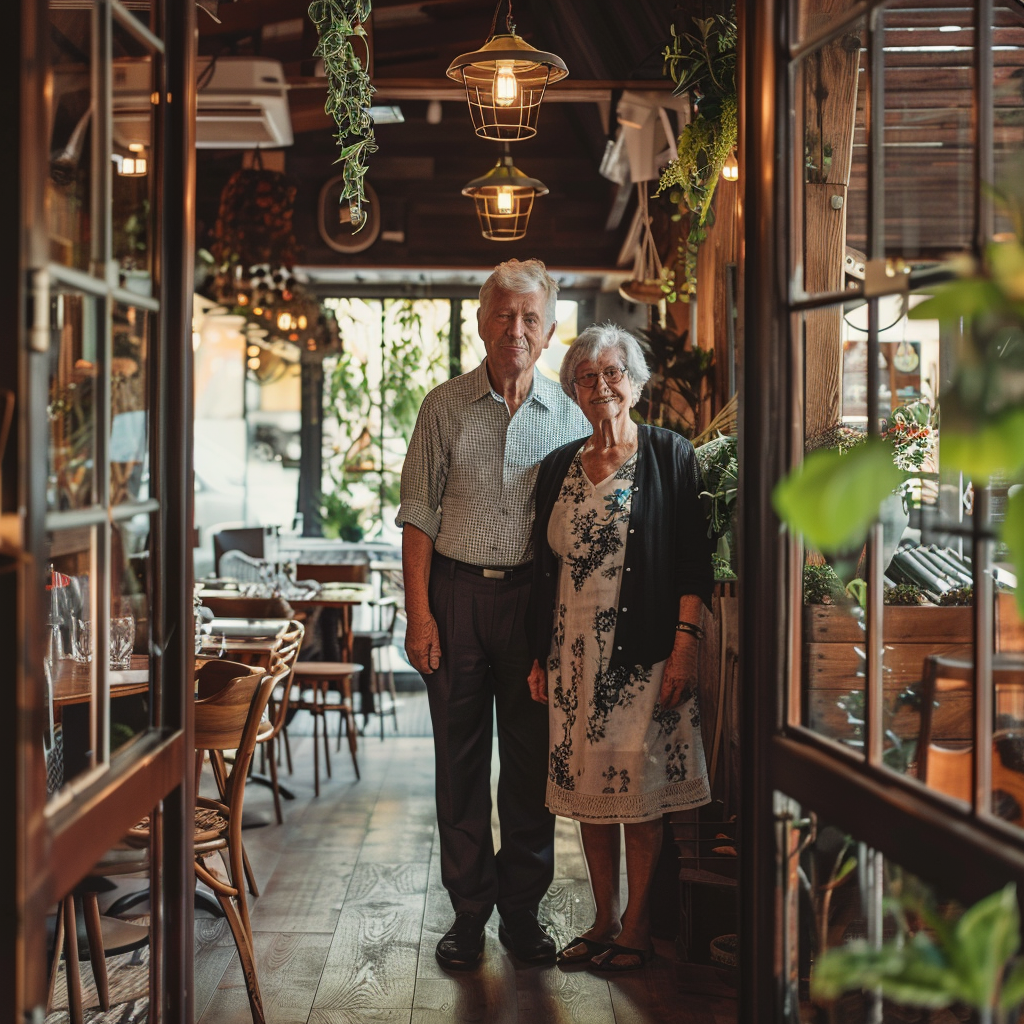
[802,596,1023,743]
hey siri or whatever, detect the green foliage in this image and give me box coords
[773,439,904,554]
[812,882,1024,1013]
[940,584,975,606]
[634,323,715,435]
[1005,488,1024,617]
[657,11,738,303]
[803,564,847,605]
[695,433,737,580]
[308,0,378,226]
[885,583,925,606]
[835,686,919,772]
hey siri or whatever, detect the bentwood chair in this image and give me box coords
[129,660,271,1024]
[916,653,1024,822]
[253,620,304,823]
[351,596,399,739]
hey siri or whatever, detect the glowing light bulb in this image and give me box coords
[247,344,260,357]
[247,356,261,370]
[496,188,515,215]
[722,152,739,181]
[297,315,308,330]
[122,156,136,175]
[493,61,518,108]
[277,312,291,331]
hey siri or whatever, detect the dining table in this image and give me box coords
[52,654,150,707]
[287,583,374,663]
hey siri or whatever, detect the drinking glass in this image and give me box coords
[72,619,92,663]
[110,614,135,670]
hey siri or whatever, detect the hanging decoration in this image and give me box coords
[655,12,738,303]
[462,148,548,241]
[446,0,568,142]
[619,185,665,305]
[308,0,378,228]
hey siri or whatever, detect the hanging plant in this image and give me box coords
[656,12,738,302]
[308,0,378,229]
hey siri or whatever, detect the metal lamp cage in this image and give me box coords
[462,153,548,241]
[446,33,568,141]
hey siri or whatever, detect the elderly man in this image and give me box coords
[397,259,588,970]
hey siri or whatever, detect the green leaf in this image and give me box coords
[949,883,1020,1008]
[1003,489,1024,620]
[940,407,1024,480]
[772,439,904,553]
[908,279,1005,323]
[989,240,1024,302]
[1000,957,1024,1009]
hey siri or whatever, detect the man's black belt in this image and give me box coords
[434,552,533,582]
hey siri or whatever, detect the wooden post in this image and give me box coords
[801,3,862,441]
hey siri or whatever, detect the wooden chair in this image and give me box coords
[200,593,295,619]
[290,661,363,795]
[253,620,304,823]
[128,660,272,1024]
[352,596,399,740]
[212,526,266,575]
[295,561,369,585]
[917,653,1024,823]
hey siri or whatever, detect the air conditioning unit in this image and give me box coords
[113,56,294,150]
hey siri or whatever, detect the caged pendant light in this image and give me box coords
[462,147,548,241]
[446,0,568,142]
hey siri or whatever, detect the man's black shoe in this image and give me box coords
[435,911,489,970]
[498,910,556,965]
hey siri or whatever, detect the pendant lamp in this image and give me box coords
[462,149,548,241]
[446,0,568,142]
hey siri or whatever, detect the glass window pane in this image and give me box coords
[45,527,99,798]
[112,26,155,293]
[882,1,976,259]
[110,515,152,754]
[47,6,94,270]
[111,301,150,505]
[48,290,100,512]
[792,17,868,298]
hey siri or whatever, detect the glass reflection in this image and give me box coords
[110,303,150,505]
[48,291,99,512]
[47,6,93,270]
[45,528,98,798]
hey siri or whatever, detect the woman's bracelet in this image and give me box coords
[675,621,704,639]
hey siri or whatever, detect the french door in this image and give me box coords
[0,1,195,1020]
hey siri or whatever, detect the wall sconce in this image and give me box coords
[446,0,567,141]
[722,151,739,182]
[462,149,548,241]
[118,143,148,177]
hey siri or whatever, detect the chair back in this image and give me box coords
[265,621,305,737]
[296,561,368,585]
[213,526,268,575]
[195,660,265,751]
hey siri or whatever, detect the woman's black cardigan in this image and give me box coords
[526,424,714,672]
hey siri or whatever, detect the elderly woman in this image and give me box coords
[526,323,713,972]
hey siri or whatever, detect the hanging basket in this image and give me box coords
[210,155,298,272]
[618,184,665,306]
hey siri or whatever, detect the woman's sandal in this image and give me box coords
[589,943,654,972]
[556,936,612,966]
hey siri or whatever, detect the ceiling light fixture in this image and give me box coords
[446,0,568,142]
[462,147,548,241]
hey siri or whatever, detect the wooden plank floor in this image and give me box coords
[190,725,736,1024]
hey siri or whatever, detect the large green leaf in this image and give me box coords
[772,440,903,553]
[1003,488,1024,619]
[950,883,1021,1007]
[941,408,1024,480]
[909,279,1005,323]
[1000,958,1024,1009]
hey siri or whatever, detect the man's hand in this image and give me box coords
[659,636,699,710]
[527,659,548,704]
[406,613,442,675]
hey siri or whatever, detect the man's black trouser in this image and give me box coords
[426,553,554,918]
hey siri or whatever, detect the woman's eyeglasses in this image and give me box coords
[573,365,627,389]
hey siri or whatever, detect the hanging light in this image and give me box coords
[446,0,568,142]
[722,151,739,182]
[118,143,148,177]
[462,148,548,241]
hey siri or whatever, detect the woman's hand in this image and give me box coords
[660,635,699,710]
[528,659,548,704]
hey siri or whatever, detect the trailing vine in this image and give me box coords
[656,13,738,302]
[308,0,378,229]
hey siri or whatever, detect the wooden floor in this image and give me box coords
[51,721,736,1023]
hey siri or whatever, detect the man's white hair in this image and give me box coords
[479,259,559,328]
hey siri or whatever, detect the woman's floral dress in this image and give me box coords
[544,450,710,823]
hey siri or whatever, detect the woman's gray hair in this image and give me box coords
[479,258,559,329]
[559,323,651,406]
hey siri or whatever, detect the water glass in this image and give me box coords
[110,615,135,670]
[72,619,92,663]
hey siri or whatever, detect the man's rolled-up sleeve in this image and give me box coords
[395,393,448,542]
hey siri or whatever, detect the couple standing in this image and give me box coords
[396,259,713,973]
